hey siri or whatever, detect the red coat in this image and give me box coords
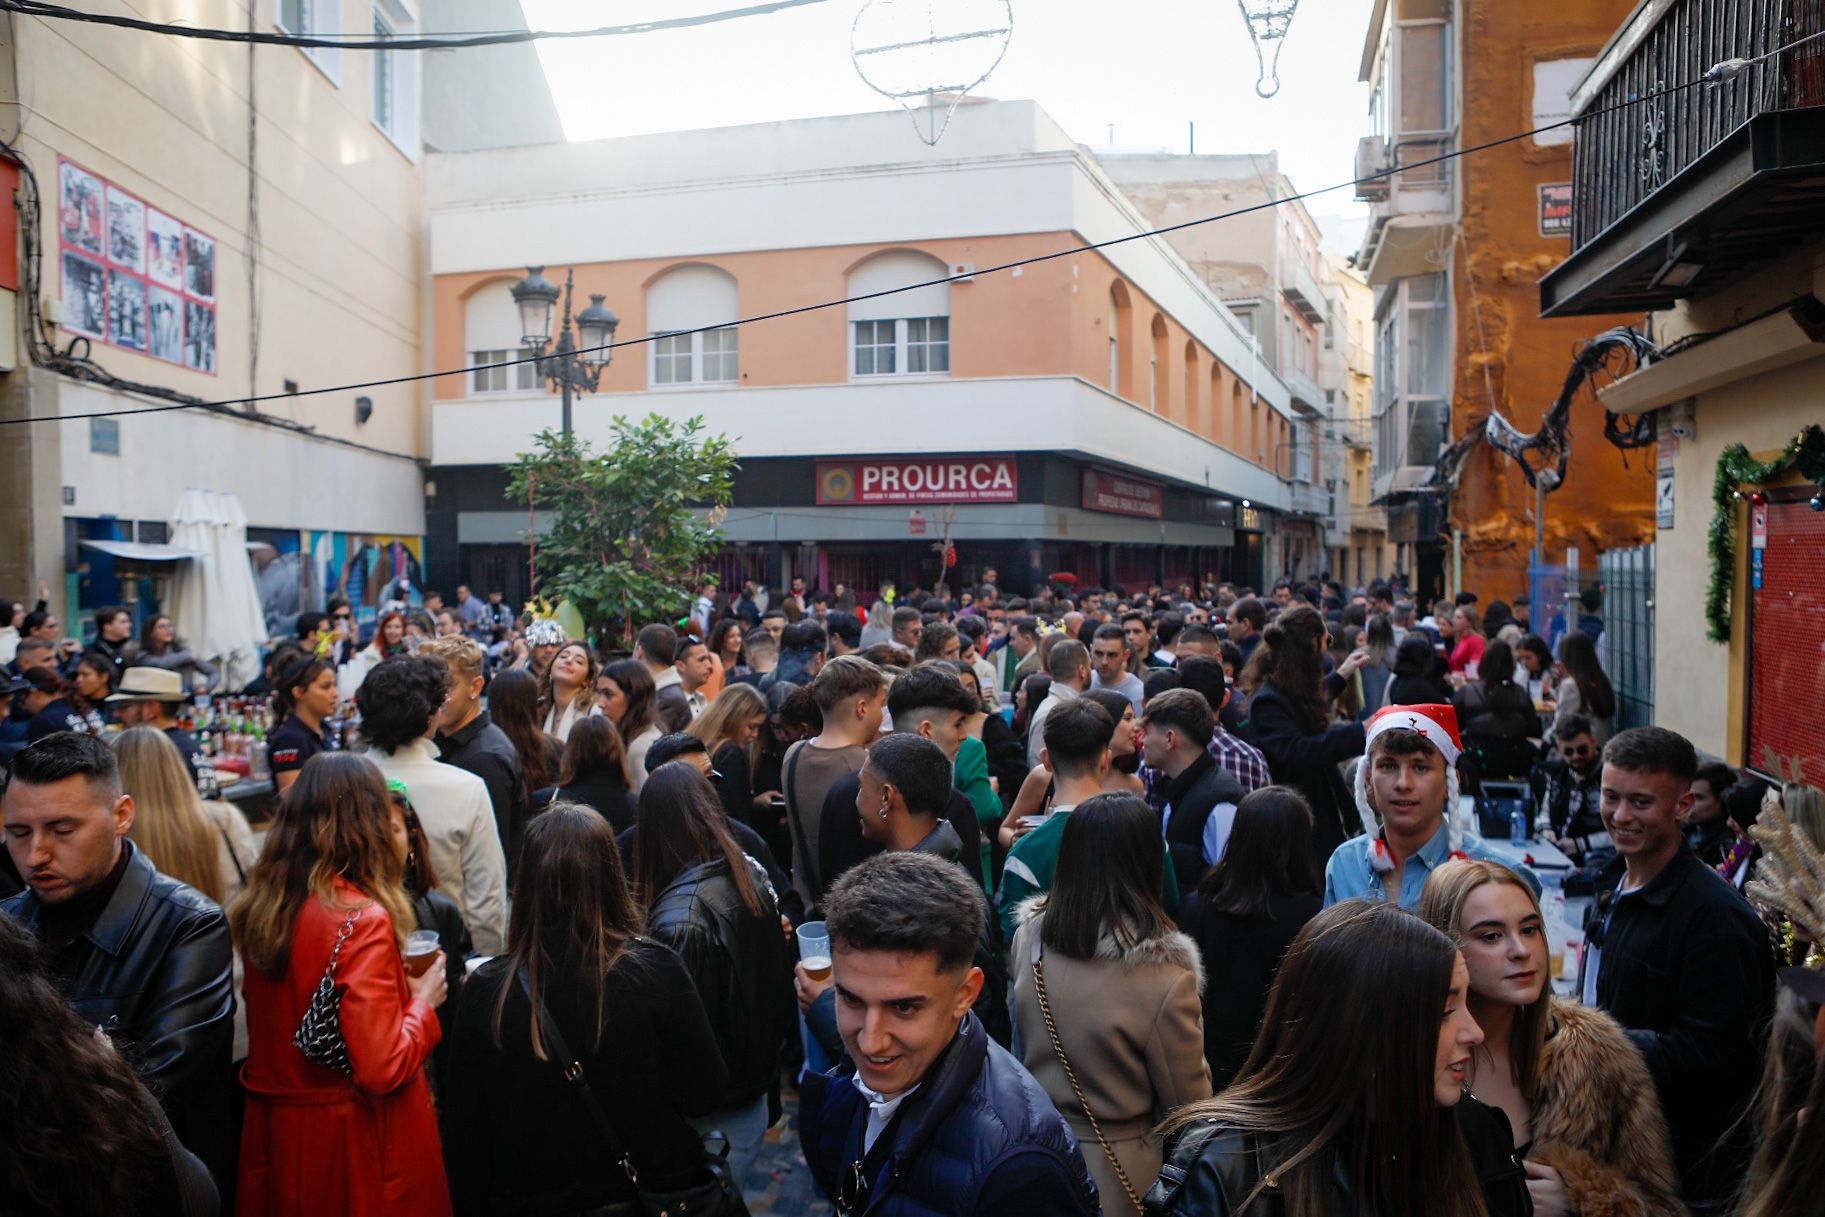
[238,882,451,1217]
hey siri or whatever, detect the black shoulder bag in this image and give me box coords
[517,972,750,1217]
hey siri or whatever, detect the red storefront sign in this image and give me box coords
[816,456,1018,505]
[1081,469,1164,518]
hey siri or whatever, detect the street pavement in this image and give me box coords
[743,1088,831,1216]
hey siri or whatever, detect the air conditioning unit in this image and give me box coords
[1354,136,1390,202]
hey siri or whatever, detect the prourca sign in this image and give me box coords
[817,456,1019,504]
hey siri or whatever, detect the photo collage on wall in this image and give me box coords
[58,156,216,375]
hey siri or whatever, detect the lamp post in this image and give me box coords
[510,266,619,439]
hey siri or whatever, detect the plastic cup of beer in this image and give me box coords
[797,920,832,982]
[404,929,441,979]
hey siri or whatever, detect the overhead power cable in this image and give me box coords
[0,0,833,50]
[1,43,1806,430]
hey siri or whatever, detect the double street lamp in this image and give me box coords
[510,266,619,438]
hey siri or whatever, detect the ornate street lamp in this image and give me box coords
[510,266,618,438]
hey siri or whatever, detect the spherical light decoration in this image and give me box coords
[851,0,1014,146]
[1235,0,1301,98]
[1810,488,1824,511]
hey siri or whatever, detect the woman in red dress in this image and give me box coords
[231,751,452,1217]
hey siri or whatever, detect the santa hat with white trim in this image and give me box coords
[1353,703,1471,855]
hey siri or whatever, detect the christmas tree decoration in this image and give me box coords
[851,0,1014,146]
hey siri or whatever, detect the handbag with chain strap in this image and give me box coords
[1032,945,1145,1215]
[294,904,363,1074]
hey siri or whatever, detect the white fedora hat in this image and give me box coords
[107,666,189,702]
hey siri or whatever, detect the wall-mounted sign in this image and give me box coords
[1538,183,1573,237]
[1081,468,1164,518]
[816,456,1018,505]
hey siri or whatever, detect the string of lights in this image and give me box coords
[0,41,1806,431]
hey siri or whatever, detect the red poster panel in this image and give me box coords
[1747,495,1825,784]
[816,456,1018,505]
[1082,468,1165,518]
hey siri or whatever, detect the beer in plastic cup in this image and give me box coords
[797,920,832,982]
[404,929,440,978]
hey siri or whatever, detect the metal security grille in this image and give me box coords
[1599,545,1656,731]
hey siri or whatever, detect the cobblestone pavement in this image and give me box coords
[741,1088,832,1217]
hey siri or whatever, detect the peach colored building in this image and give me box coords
[423,101,1307,601]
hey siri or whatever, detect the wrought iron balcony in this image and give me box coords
[1539,0,1825,316]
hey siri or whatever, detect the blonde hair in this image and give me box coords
[417,634,484,683]
[687,682,765,757]
[1767,783,1825,852]
[114,727,224,904]
[1416,859,1550,1101]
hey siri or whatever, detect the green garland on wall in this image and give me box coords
[1707,424,1825,643]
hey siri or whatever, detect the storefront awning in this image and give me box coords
[79,539,204,562]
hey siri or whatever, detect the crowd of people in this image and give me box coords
[0,571,1817,1217]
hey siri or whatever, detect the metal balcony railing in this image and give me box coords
[1570,0,1825,250]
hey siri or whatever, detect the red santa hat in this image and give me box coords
[1353,703,1470,860]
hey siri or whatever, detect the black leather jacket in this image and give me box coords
[1146,1122,1357,1217]
[646,855,795,1111]
[2,841,234,1174]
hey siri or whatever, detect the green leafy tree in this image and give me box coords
[505,415,738,639]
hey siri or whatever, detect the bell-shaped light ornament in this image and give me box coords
[851,0,1014,146]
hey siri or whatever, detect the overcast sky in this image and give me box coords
[520,0,1376,251]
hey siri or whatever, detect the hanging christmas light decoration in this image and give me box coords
[1235,0,1300,98]
[851,0,1014,146]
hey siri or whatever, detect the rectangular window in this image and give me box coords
[277,0,340,83]
[854,320,897,376]
[701,327,739,382]
[471,350,539,393]
[372,13,395,130]
[653,333,694,385]
[278,0,307,31]
[906,316,949,373]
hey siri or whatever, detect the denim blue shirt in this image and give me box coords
[1323,821,1542,910]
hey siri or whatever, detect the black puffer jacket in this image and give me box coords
[646,855,795,1111]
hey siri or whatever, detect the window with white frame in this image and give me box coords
[647,265,741,387]
[848,251,951,379]
[465,282,541,395]
[369,0,419,154]
[276,0,340,83]
[1372,272,1450,478]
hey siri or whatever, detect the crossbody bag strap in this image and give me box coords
[783,743,819,898]
[1031,946,1143,1215]
[517,970,640,1185]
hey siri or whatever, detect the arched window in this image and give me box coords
[1183,339,1200,431]
[848,251,950,377]
[647,264,739,386]
[465,280,540,393]
[1230,380,1246,454]
[1209,362,1227,444]
[1150,314,1169,412]
[1108,280,1133,398]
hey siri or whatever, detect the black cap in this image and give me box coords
[0,673,31,696]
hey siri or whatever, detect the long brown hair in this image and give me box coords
[493,803,643,1058]
[1251,604,1329,729]
[687,681,764,760]
[1558,630,1615,719]
[1039,793,1175,958]
[1738,987,1825,1217]
[115,727,224,903]
[557,714,631,790]
[536,641,599,726]
[632,761,763,916]
[601,658,657,741]
[229,752,415,978]
[1159,901,1487,1217]
[1416,859,1550,1103]
[489,669,554,791]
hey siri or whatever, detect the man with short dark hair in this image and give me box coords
[675,636,715,721]
[782,656,890,909]
[454,583,489,640]
[993,615,1040,696]
[1088,623,1144,714]
[1226,597,1267,662]
[636,623,690,733]
[420,635,528,869]
[1580,726,1773,1215]
[759,608,787,645]
[86,605,133,679]
[1026,640,1090,769]
[1138,688,1244,885]
[2,732,235,1183]
[358,655,507,953]
[890,605,924,653]
[1120,611,1170,672]
[1536,714,1607,864]
[799,852,1100,1217]
[1173,623,1222,661]
[1140,657,1268,814]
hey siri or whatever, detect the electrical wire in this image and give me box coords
[0,0,834,50]
[0,48,1796,430]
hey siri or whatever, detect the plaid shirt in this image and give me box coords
[1142,726,1272,814]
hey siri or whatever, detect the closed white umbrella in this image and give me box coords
[165,489,269,691]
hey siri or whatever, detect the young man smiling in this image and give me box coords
[1579,726,1773,1216]
[1324,703,1539,910]
[798,851,1099,1217]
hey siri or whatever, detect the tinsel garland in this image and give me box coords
[1705,424,1825,643]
